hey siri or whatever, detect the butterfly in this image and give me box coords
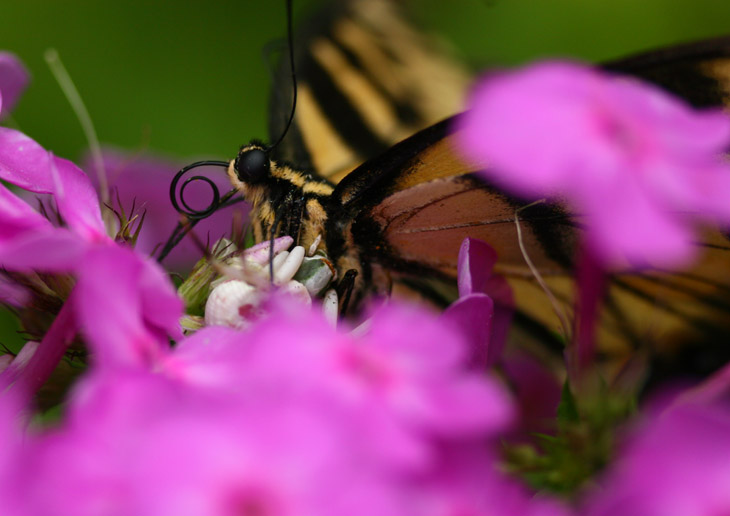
[182,0,730,380]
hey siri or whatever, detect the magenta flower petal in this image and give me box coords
[442,293,494,368]
[586,404,730,516]
[0,127,60,192]
[456,61,730,268]
[50,156,105,240]
[452,237,514,365]
[0,182,53,240]
[457,237,498,297]
[0,179,88,272]
[0,228,88,272]
[0,52,30,120]
[587,176,695,267]
[74,245,181,369]
[0,128,105,240]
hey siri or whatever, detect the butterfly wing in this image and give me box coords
[602,35,730,108]
[268,0,470,181]
[330,36,730,369]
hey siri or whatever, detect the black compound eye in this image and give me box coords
[234,148,270,183]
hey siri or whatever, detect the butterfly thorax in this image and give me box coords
[227,143,336,257]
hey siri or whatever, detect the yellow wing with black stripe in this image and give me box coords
[268,0,470,181]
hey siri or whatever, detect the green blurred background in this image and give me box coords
[2,0,729,165]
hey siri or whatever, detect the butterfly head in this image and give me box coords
[229,143,272,189]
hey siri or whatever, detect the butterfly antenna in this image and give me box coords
[159,160,232,263]
[268,0,297,152]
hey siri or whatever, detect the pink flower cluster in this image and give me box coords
[0,295,556,515]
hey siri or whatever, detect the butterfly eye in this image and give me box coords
[234,148,270,183]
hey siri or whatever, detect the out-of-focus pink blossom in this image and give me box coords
[409,443,571,516]
[0,302,539,516]
[456,61,730,268]
[0,52,29,120]
[585,403,730,516]
[83,148,249,270]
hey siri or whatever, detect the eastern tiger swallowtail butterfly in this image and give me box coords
[177,0,730,380]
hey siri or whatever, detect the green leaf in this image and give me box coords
[557,379,579,424]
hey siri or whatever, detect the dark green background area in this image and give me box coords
[1,0,729,166]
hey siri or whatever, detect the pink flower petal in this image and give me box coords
[586,404,730,516]
[0,228,88,272]
[586,177,695,268]
[442,293,494,368]
[51,155,105,240]
[0,52,30,120]
[0,182,52,240]
[457,237,498,297]
[0,128,105,239]
[74,245,181,369]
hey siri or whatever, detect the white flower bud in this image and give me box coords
[204,280,264,330]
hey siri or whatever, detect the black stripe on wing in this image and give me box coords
[602,35,730,108]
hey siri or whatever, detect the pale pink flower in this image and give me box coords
[456,61,730,268]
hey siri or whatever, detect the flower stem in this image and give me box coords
[44,48,113,235]
[569,242,606,382]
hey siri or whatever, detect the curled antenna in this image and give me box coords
[169,160,230,219]
[158,160,237,264]
[268,0,297,152]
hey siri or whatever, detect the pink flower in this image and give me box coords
[456,61,730,268]
[0,302,529,516]
[585,403,730,516]
[0,126,182,393]
[0,51,29,120]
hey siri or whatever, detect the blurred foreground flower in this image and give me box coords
[585,402,730,516]
[456,61,730,269]
[0,301,569,516]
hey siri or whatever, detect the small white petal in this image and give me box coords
[271,250,289,277]
[274,246,305,285]
[322,288,338,328]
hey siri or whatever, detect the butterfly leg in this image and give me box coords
[337,269,359,316]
